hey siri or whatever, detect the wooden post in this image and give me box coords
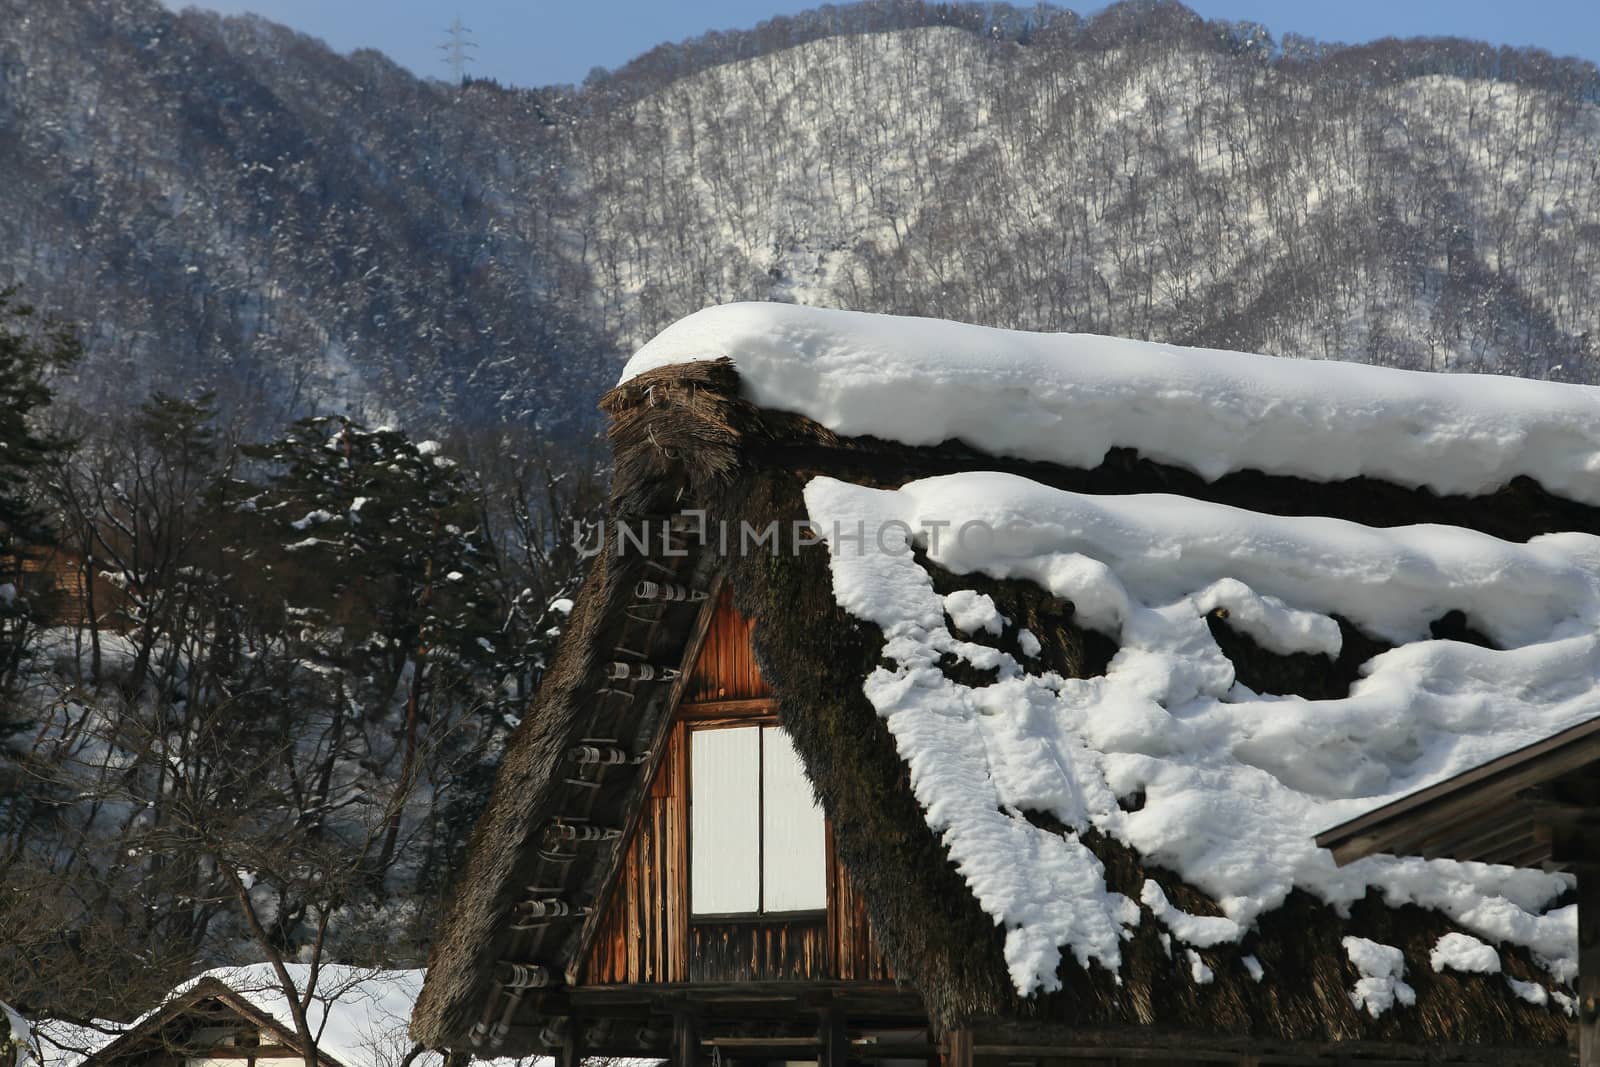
[1582,865,1600,1067]
[673,1007,700,1067]
[940,1027,973,1067]
[558,1017,584,1067]
[819,1004,848,1067]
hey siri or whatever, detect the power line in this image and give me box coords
[440,16,478,84]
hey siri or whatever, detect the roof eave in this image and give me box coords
[1316,715,1600,866]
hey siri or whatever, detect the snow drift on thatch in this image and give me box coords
[803,472,1588,1000]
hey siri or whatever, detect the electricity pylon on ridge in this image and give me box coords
[440,16,477,84]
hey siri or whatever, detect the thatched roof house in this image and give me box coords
[412,304,1600,1066]
[39,966,436,1067]
[52,976,345,1067]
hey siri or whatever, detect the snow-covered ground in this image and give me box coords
[4,1002,32,1067]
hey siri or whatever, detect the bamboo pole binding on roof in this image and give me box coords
[567,743,644,765]
[605,660,679,682]
[635,579,708,602]
[514,898,586,920]
[494,962,552,989]
[544,821,621,843]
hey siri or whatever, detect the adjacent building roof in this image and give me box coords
[68,978,343,1067]
[413,304,1600,1062]
[1317,716,1600,869]
[39,966,429,1067]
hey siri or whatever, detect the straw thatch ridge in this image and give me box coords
[413,358,1591,1059]
[605,358,1597,543]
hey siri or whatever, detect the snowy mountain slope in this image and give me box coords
[0,0,608,434]
[571,11,1600,380]
[2,0,1598,432]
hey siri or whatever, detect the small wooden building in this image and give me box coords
[68,978,347,1067]
[3,545,122,629]
[48,966,437,1067]
[411,305,1600,1066]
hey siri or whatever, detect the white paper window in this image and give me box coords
[689,726,760,914]
[690,725,827,915]
[761,726,827,912]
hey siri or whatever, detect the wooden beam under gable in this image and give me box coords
[1314,719,1600,1067]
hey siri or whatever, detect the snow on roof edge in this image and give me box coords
[622,303,1600,505]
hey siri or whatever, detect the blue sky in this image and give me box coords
[164,0,1600,88]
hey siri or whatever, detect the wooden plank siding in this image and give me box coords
[687,917,829,982]
[580,591,894,986]
[828,823,896,981]
[5,548,125,628]
[586,719,688,984]
[684,592,768,703]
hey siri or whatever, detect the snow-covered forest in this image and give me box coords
[0,294,603,1026]
[1,0,1597,436]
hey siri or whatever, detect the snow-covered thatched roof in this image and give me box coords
[415,303,1599,1063]
[624,302,1600,503]
[38,967,441,1067]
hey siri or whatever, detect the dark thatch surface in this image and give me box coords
[409,544,622,1047]
[414,357,1590,1060]
[413,369,746,1048]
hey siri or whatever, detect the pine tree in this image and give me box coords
[0,289,78,713]
[232,417,506,884]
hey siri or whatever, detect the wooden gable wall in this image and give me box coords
[6,547,125,629]
[579,591,894,986]
[84,992,336,1067]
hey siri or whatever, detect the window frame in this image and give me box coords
[686,719,828,922]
